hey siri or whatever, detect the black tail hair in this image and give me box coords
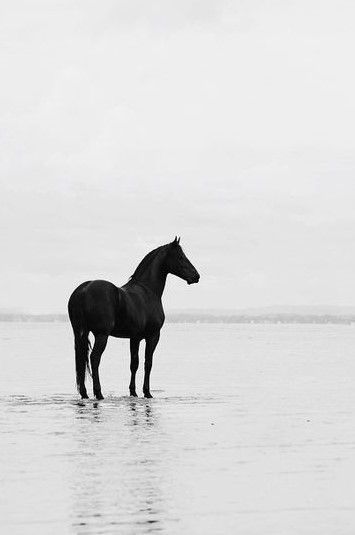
[68,291,92,394]
[74,331,92,393]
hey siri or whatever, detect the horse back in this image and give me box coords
[69,279,164,338]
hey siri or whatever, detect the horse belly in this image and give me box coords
[111,312,162,340]
[111,325,146,339]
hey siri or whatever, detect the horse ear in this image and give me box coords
[177,236,180,244]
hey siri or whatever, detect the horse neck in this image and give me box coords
[135,254,167,298]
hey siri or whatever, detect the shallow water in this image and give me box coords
[1,322,355,534]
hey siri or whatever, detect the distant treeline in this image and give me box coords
[166,313,355,325]
[1,313,355,324]
[0,313,68,323]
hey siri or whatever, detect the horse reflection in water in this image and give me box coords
[71,399,166,533]
[68,238,200,399]
[129,399,155,428]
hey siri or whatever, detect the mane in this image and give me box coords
[130,245,168,281]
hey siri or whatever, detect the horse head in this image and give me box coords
[165,237,200,285]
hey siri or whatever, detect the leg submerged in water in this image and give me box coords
[129,338,140,396]
[90,334,108,400]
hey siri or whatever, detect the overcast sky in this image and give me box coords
[1,0,355,312]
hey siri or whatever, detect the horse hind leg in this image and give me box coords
[129,338,140,397]
[90,334,108,400]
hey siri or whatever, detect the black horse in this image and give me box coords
[68,237,200,399]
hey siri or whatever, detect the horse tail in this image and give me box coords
[68,287,92,394]
[74,331,92,392]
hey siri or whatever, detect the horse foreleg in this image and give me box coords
[143,332,160,398]
[129,338,140,397]
[90,334,108,400]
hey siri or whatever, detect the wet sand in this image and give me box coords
[1,322,354,534]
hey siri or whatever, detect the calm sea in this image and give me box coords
[1,322,354,534]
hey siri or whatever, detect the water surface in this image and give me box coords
[1,323,355,534]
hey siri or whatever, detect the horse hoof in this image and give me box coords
[144,393,153,399]
[130,392,138,397]
[81,393,89,399]
[95,393,104,400]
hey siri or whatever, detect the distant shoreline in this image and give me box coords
[1,313,355,325]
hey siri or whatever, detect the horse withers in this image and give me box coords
[68,237,200,399]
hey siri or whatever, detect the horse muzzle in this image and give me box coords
[187,273,200,285]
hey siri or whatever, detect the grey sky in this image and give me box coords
[1,1,355,312]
